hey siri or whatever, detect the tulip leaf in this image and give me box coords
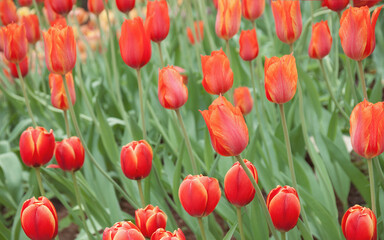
[223,223,238,240]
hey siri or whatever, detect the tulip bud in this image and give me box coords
[354,0,381,7]
[186,21,204,45]
[173,66,188,85]
[135,205,167,238]
[151,228,186,240]
[264,54,297,104]
[19,0,33,7]
[158,66,188,110]
[21,14,41,45]
[9,57,29,78]
[88,0,107,15]
[19,127,56,167]
[234,87,253,116]
[103,221,145,240]
[239,29,259,61]
[44,0,63,25]
[200,95,249,156]
[48,0,75,16]
[339,6,382,61]
[308,21,332,59]
[179,175,221,217]
[271,0,302,45]
[242,0,265,21]
[55,137,84,171]
[21,196,58,240]
[0,0,18,26]
[48,72,76,110]
[342,205,377,240]
[266,185,300,232]
[322,0,349,12]
[116,0,135,13]
[3,24,28,63]
[145,0,170,42]
[201,49,233,95]
[224,159,257,207]
[119,17,151,69]
[215,0,241,40]
[120,140,153,180]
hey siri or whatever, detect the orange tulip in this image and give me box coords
[234,87,253,115]
[242,0,265,21]
[48,72,76,110]
[264,54,297,104]
[201,49,233,95]
[43,24,76,75]
[21,14,41,45]
[308,21,332,59]
[55,137,84,171]
[158,66,188,110]
[116,0,135,13]
[350,100,384,159]
[354,0,381,7]
[48,0,74,15]
[88,0,107,15]
[0,27,5,52]
[339,6,382,61]
[342,205,377,240]
[44,0,63,25]
[3,24,28,64]
[135,205,167,238]
[19,0,33,6]
[186,21,204,45]
[9,56,28,78]
[120,140,153,180]
[215,0,241,40]
[151,228,185,240]
[200,95,249,156]
[271,0,302,45]
[173,66,188,85]
[0,0,18,26]
[145,0,170,42]
[322,0,349,12]
[239,29,259,61]
[103,221,145,240]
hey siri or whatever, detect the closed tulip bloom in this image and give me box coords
[21,196,58,240]
[179,175,221,217]
[339,6,382,61]
[215,0,241,40]
[55,137,84,171]
[158,66,188,110]
[19,0,32,6]
[239,29,259,61]
[234,87,253,115]
[3,24,28,63]
[242,0,265,21]
[88,0,107,15]
[350,100,384,159]
[224,159,257,207]
[271,0,302,45]
[173,66,188,85]
[135,205,167,238]
[201,49,233,95]
[266,185,300,232]
[354,0,381,7]
[103,221,145,240]
[186,21,204,45]
[151,228,185,240]
[43,24,76,75]
[9,57,28,78]
[21,14,41,45]
[145,0,170,42]
[308,20,332,59]
[49,72,76,110]
[0,0,18,26]
[264,54,298,104]
[342,205,376,240]
[19,127,56,167]
[44,0,63,25]
[116,0,135,13]
[322,0,349,12]
[121,140,153,180]
[200,95,248,156]
[119,17,151,69]
[49,0,74,15]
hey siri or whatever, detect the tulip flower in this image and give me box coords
[158,66,188,110]
[21,14,41,45]
[179,175,221,217]
[234,87,253,116]
[264,54,298,104]
[3,24,28,63]
[135,205,167,238]
[213,0,218,9]
[151,228,185,240]
[103,221,145,240]
[342,205,376,240]
[21,196,58,240]
[9,57,28,78]
[239,29,259,62]
[186,21,204,45]
[174,66,188,85]
[49,72,76,110]
[0,27,5,52]
[145,0,170,43]
[55,137,84,171]
[19,127,56,167]
[43,24,76,75]
[88,0,107,15]
[215,0,241,40]
[116,0,135,13]
[200,95,248,156]
[354,0,381,7]
[224,159,257,207]
[19,0,32,6]
[308,21,332,59]
[339,6,382,61]
[271,0,302,45]
[242,0,265,21]
[322,0,349,12]
[48,0,74,15]
[201,49,233,95]
[44,0,63,25]
[266,185,300,232]
[0,0,18,26]
[121,140,153,180]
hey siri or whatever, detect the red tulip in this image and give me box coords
[224,159,257,207]
[350,100,384,159]
[186,21,204,45]
[119,17,151,69]
[19,0,32,6]
[201,49,233,95]
[43,24,76,75]
[135,205,167,238]
[48,0,74,15]
[120,140,153,180]
[215,0,241,40]
[271,0,302,45]
[239,28,259,61]
[0,27,5,52]
[264,54,298,104]
[173,66,188,85]
[266,185,300,232]
[3,24,28,63]
[145,0,170,42]
[322,0,349,12]
[19,127,56,167]
[179,175,221,217]
[44,0,63,25]
[200,95,249,156]
[339,6,382,61]
[55,137,84,171]
[213,0,218,9]
[48,72,76,110]
[308,20,332,59]
[234,87,253,116]
[103,221,145,240]
[21,14,41,45]
[21,196,58,240]
[242,0,265,21]
[151,228,185,240]
[354,0,381,7]
[88,0,107,15]
[9,57,28,78]
[116,0,135,13]
[0,0,18,26]
[342,205,377,240]
[158,66,188,110]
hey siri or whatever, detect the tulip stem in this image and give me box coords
[32,0,45,29]
[175,109,198,174]
[367,159,376,215]
[318,60,349,121]
[345,58,358,104]
[236,207,245,240]
[198,217,207,240]
[34,167,45,196]
[289,44,294,53]
[136,69,147,140]
[63,110,71,137]
[225,40,234,102]
[281,231,286,240]
[157,42,165,68]
[17,63,37,127]
[137,179,145,208]
[357,61,368,100]
[235,155,279,240]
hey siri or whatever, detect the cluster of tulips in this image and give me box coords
[1,0,384,239]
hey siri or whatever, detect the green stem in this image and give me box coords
[357,61,368,100]
[64,110,71,137]
[225,40,234,102]
[319,60,349,121]
[136,69,147,140]
[198,217,207,240]
[175,109,198,174]
[374,158,384,186]
[235,155,279,240]
[34,167,45,196]
[281,231,286,240]
[32,0,45,29]
[236,207,245,240]
[157,42,165,68]
[289,44,294,53]
[137,179,145,208]
[334,12,341,89]
[195,0,216,50]
[17,63,37,127]
[345,58,358,104]
[367,159,376,215]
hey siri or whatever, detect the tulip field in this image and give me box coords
[2,0,384,239]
